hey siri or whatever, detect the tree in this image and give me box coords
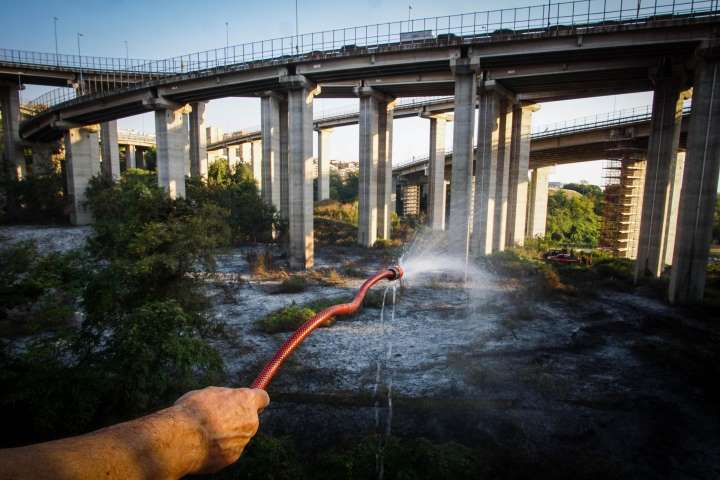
[546,190,601,247]
[563,182,604,216]
[329,170,358,203]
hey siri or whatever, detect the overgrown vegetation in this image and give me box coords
[545,189,601,247]
[329,170,358,203]
[0,172,67,224]
[0,168,249,447]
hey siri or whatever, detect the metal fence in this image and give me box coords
[0,48,154,72]
[23,0,720,118]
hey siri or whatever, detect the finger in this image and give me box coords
[249,388,270,411]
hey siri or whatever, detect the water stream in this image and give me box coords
[374,283,397,480]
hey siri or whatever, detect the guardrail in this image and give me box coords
[22,0,719,119]
[393,103,692,171]
[0,48,155,72]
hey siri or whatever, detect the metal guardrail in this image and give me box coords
[117,130,155,142]
[0,48,155,72]
[21,0,720,118]
[393,103,693,171]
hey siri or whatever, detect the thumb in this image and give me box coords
[249,388,270,412]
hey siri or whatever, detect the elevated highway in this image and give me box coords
[1,0,718,304]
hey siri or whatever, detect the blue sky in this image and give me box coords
[2,0,661,185]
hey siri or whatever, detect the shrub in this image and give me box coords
[258,304,316,333]
[0,173,67,224]
[373,238,402,249]
[276,275,307,293]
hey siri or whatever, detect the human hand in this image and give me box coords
[175,386,270,474]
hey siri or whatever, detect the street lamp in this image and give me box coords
[225,22,229,49]
[77,33,84,94]
[53,17,59,65]
[295,0,299,54]
[124,40,129,66]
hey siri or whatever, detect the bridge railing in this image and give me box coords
[23,0,720,118]
[0,48,154,72]
[393,103,693,171]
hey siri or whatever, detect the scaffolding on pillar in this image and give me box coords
[600,148,646,258]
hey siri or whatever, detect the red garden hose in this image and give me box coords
[250,265,404,390]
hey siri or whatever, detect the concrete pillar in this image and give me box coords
[126,144,136,169]
[664,151,685,266]
[492,99,514,252]
[526,166,552,239]
[284,76,317,270]
[355,86,393,247]
[31,143,57,176]
[448,58,479,257]
[155,106,189,199]
[506,103,538,247]
[241,142,252,166]
[189,101,208,178]
[251,140,262,190]
[472,90,501,256]
[0,83,26,179]
[635,72,687,280]
[316,128,332,201]
[65,127,100,225]
[280,99,289,218]
[377,100,394,240]
[260,93,284,211]
[425,114,449,231]
[669,55,720,304]
[100,121,121,181]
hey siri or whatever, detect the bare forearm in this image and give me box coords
[0,406,206,480]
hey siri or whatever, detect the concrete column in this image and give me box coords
[228,146,240,169]
[280,99,289,218]
[189,102,208,178]
[506,103,538,247]
[251,140,262,190]
[635,72,687,280]
[448,58,479,257]
[526,166,552,239]
[355,86,393,246]
[0,83,26,179]
[241,142,252,166]
[126,144,136,169]
[260,93,284,211]
[31,143,57,176]
[65,127,100,225]
[316,128,332,201]
[284,76,317,270]
[669,56,720,304]
[492,99,514,252]
[377,100,395,240]
[664,151,685,266]
[155,106,189,199]
[472,90,501,256]
[100,120,121,181]
[425,114,449,231]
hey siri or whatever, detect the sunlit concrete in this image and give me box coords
[65,126,100,225]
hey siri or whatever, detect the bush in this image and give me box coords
[276,275,307,293]
[1,173,67,224]
[373,238,402,249]
[546,190,600,247]
[258,304,316,333]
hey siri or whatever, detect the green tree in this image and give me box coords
[546,190,600,247]
[563,182,604,216]
[329,170,359,203]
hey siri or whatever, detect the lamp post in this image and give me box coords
[77,32,84,94]
[53,17,59,65]
[295,0,299,54]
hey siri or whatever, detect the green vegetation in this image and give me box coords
[258,304,317,333]
[545,189,601,247]
[0,171,67,224]
[314,199,358,246]
[0,168,262,447]
[276,275,308,293]
[714,193,720,243]
[329,170,358,202]
[562,182,604,216]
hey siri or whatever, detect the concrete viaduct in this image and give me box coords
[1,0,719,304]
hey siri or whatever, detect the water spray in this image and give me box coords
[250,266,404,390]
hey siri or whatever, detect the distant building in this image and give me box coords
[548,181,563,188]
[330,160,358,179]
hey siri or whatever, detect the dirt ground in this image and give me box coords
[3,226,719,479]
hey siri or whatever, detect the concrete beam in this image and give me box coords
[356,87,383,247]
[100,120,121,181]
[65,127,100,225]
[377,100,395,240]
[316,128,332,201]
[448,57,479,258]
[155,107,188,199]
[635,71,687,280]
[669,55,720,304]
[663,151,685,266]
[472,90,501,256]
[189,102,208,178]
[0,84,26,179]
[286,79,317,269]
[492,98,514,252]
[526,166,552,239]
[426,115,449,231]
[260,93,285,211]
[506,102,539,247]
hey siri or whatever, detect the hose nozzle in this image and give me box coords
[388,265,404,281]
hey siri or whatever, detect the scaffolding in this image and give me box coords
[600,150,646,258]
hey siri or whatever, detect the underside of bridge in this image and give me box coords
[2,8,719,303]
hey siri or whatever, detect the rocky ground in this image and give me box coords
[2,225,719,478]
